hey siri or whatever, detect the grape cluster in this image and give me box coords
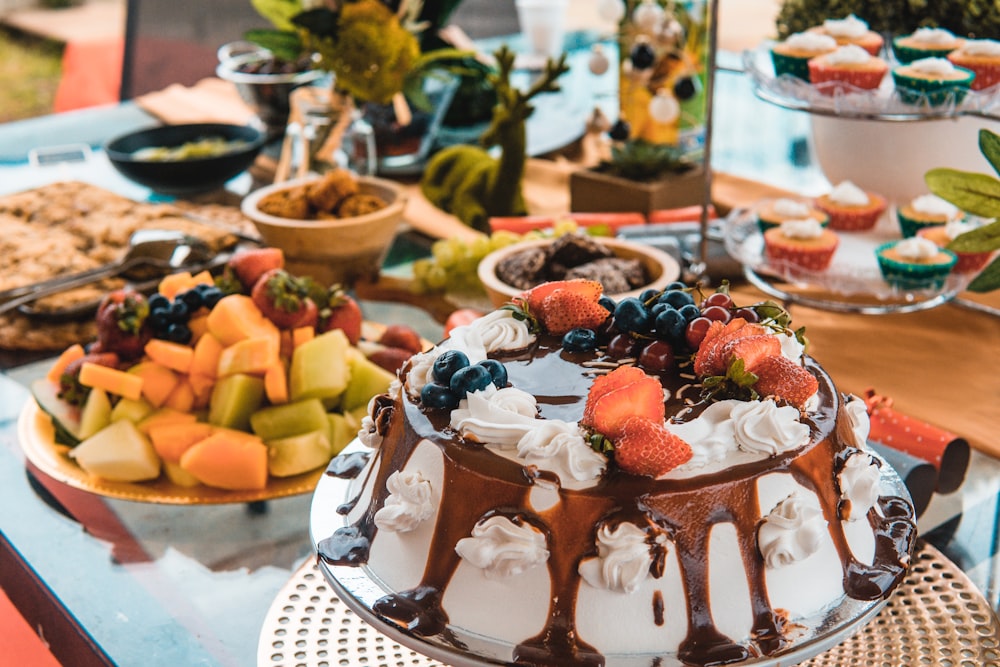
[147,284,224,344]
[419,350,509,410]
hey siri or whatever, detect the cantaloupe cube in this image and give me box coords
[192,333,224,379]
[148,421,215,463]
[144,339,194,374]
[264,362,289,404]
[189,270,214,287]
[79,362,144,401]
[47,344,85,384]
[292,326,315,349]
[179,430,269,490]
[137,407,198,435]
[158,271,194,301]
[189,373,215,410]
[164,378,196,413]
[206,295,280,347]
[217,336,280,377]
[128,361,179,408]
[188,314,209,344]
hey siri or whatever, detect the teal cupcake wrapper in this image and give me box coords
[875,241,958,289]
[896,212,948,238]
[892,66,975,106]
[891,38,959,65]
[770,50,812,81]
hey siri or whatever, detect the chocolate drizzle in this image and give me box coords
[318,335,917,666]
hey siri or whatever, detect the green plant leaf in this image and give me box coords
[980,129,1000,178]
[251,0,303,32]
[966,255,1000,292]
[925,168,1000,218]
[243,29,304,62]
[947,219,1000,252]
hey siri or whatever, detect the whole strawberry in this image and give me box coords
[750,355,818,408]
[250,269,318,329]
[614,416,693,477]
[94,289,151,360]
[228,247,285,291]
[517,279,609,336]
[319,286,363,345]
[378,324,423,355]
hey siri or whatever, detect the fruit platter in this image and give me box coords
[19,247,426,504]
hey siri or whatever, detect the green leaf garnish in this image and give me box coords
[946,219,1000,253]
[981,127,1000,178]
[925,168,1000,218]
[966,256,1000,292]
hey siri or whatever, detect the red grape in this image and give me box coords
[606,333,639,359]
[701,292,734,309]
[685,317,713,348]
[701,305,732,322]
[732,307,760,323]
[638,340,676,372]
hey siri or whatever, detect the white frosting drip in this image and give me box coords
[517,419,607,482]
[455,515,549,579]
[829,180,869,206]
[909,57,957,76]
[894,236,940,260]
[373,470,434,532]
[405,349,442,398]
[825,44,872,65]
[908,27,956,46]
[839,452,882,521]
[579,522,662,593]
[961,39,1000,57]
[730,400,811,456]
[784,32,837,52]
[843,394,871,448]
[450,385,539,447]
[758,492,828,568]
[822,14,868,39]
[779,218,825,239]
[772,198,812,217]
[911,194,961,219]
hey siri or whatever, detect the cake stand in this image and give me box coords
[295,442,919,667]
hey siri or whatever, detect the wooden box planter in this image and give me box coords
[569,165,707,217]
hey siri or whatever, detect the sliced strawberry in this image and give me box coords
[583,373,665,439]
[521,279,603,314]
[614,417,693,477]
[693,319,768,377]
[228,247,285,291]
[583,365,648,424]
[750,355,819,408]
[722,334,782,373]
[539,289,611,335]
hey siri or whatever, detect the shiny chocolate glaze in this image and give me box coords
[318,335,916,666]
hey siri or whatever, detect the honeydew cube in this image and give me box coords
[266,429,332,477]
[110,396,154,424]
[69,419,161,482]
[340,348,396,413]
[327,412,357,456]
[208,373,266,431]
[250,398,329,441]
[78,387,112,440]
[163,461,201,487]
[289,329,351,402]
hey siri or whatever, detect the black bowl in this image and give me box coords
[105,123,267,195]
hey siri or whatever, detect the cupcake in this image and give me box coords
[896,193,965,237]
[917,219,996,274]
[947,39,1000,90]
[814,180,887,231]
[764,218,839,271]
[892,57,976,106]
[808,14,884,56]
[770,32,838,81]
[807,45,889,94]
[875,236,958,289]
[755,197,830,232]
[892,27,964,64]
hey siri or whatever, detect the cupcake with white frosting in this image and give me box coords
[770,32,838,81]
[892,57,975,106]
[814,180,887,231]
[763,218,840,271]
[892,27,964,64]
[807,44,889,94]
[947,39,1000,90]
[896,193,965,237]
[755,196,829,232]
[875,236,958,289]
[917,218,996,274]
[807,14,884,56]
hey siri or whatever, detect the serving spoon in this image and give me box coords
[0,230,214,319]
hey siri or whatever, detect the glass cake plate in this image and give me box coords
[723,207,973,314]
[309,440,914,667]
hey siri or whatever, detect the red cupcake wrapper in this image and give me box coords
[915,228,996,273]
[947,58,1000,91]
[808,62,887,95]
[764,240,837,271]
[816,196,887,231]
[864,389,970,493]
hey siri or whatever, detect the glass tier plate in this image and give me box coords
[308,441,912,667]
[743,43,1000,121]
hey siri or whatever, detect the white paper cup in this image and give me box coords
[515,0,569,59]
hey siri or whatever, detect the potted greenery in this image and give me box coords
[775,0,1000,39]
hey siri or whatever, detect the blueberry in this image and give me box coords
[178,289,204,311]
[666,281,687,291]
[432,349,470,384]
[662,290,695,309]
[650,302,670,318]
[613,297,652,334]
[149,310,170,331]
[678,303,701,322]
[562,327,598,352]
[421,382,460,410]
[148,293,170,313]
[598,295,617,314]
[200,286,224,309]
[167,300,190,323]
[166,322,192,344]
[449,364,493,396]
[478,359,508,388]
[639,288,661,304]
[654,308,686,341]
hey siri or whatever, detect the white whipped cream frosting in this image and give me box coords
[775,330,806,363]
[772,198,812,217]
[455,515,549,579]
[758,492,828,568]
[517,419,607,482]
[894,236,940,260]
[457,309,535,355]
[944,218,976,240]
[961,39,1000,57]
[784,32,837,52]
[358,396,384,448]
[451,385,539,447]
[579,522,662,594]
[911,193,961,219]
[822,14,868,39]
[779,218,825,239]
[908,27,956,46]
[405,348,442,398]
[825,44,872,65]
[909,57,957,76]
[839,452,882,522]
[374,470,435,532]
[843,394,871,448]
[829,180,869,206]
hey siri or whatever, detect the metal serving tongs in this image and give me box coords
[0,230,214,321]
